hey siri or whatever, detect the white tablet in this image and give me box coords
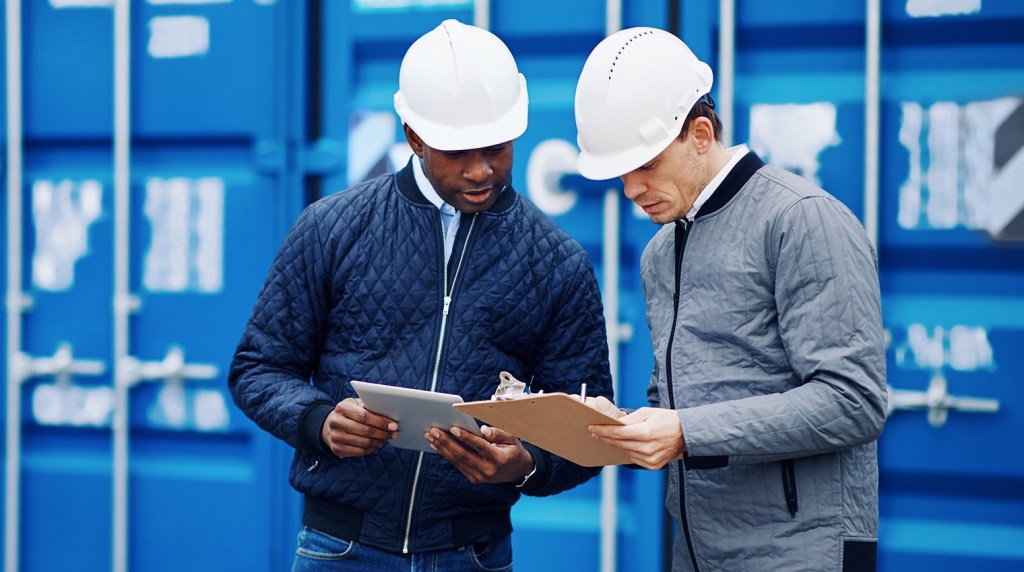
[350,381,483,453]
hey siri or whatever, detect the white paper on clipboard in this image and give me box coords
[350,381,482,453]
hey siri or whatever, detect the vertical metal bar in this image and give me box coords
[474,0,490,30]
[718,0,736,147]
[113,0,132,570]
[606,0,621,39]
[5,1,25,570]
[600,6,622,572]
[865,0,881,247]
[304,0,324,203]
[600,189,621,572]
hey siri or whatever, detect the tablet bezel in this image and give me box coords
[350,381,483,453]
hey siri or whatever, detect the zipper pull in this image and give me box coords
[307,455,321,472]
[443,296,452,316]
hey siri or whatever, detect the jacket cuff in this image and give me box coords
[517,443,551,494]
[299,401,335,455]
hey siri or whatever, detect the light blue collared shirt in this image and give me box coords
[412,156,460,263]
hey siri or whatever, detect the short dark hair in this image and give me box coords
[680,100,723,143]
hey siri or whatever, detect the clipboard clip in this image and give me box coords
[491,371,541,401]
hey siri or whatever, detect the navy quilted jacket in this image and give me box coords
[229,160,612,552]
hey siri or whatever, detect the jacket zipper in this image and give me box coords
[781,459,798,517]
[667,219,701,572]
[401,213,478,554]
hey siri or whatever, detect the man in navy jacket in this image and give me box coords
[229,19,612,571]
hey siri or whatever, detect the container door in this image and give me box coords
[876,2,1024,569]
[7,2,308,571]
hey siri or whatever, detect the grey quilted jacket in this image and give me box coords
[641,152,887,572]
[229,160,611,553]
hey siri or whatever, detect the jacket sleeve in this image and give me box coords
[679,196,888,464]
[228,202,336,454]
[646,372,661,409]
[518,250,613,496]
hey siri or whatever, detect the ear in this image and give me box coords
[690,117,714,154]
[403,123,424,157]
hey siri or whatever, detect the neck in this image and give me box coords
[680,142,731,217]
[705,142,731,179]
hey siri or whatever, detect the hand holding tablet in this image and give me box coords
[350,381,482,453]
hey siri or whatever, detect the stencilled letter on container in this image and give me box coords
[143,177,224,293]
[31,179,103,292]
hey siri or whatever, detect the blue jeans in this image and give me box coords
[291,526,513,572]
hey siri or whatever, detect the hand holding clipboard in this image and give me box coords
[454,373,630,467]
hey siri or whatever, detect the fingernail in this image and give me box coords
[425,433,433,443]
[451,427,461,437]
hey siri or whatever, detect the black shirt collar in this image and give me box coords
[694,151,765,219]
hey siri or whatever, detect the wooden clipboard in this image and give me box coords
[454,393,632,467]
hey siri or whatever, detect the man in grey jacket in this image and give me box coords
[573,28,888,572]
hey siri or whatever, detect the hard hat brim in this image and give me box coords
[396,75,529,152]
[577,130,676,181]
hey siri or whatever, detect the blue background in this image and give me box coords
[2,1,1023,570]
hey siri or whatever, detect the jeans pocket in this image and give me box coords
[295,526,358,561]
[466,534,513,572]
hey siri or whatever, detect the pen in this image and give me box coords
[580,383,586,401]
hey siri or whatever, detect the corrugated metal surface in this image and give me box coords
[3,1,1023,570]
[5,2,304,571]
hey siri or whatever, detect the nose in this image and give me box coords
[621,172,644,201]
[462,154,493,183]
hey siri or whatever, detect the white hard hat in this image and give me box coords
[394,19,528,151]
[574,27,713,180]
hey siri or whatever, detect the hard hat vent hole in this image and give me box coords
[608,30,656,79]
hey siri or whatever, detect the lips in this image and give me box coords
[461,187,496,203]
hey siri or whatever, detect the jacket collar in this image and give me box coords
[695,151,765,219]
[395,157,517,213]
